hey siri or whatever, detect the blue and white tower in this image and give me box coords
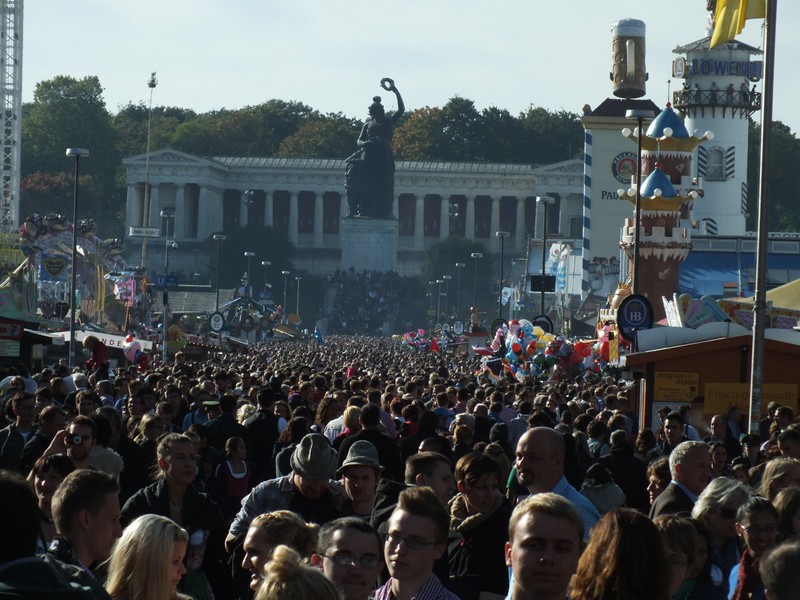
[671,26,762,236]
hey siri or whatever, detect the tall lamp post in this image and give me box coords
[212,234,226,312]
[455,262,465,321]
[66,148,89,368]
[281,270,290,322]
[243,252,255,303]
[140,73,157,271]
[536,196,555,314]
[510,258,526,321]
[442,275,452,321]
[160,208,176,365]
[295,276,303,316]
[470,252,483,312]
[495,231,510,320]
[261,260,271,295]
[624,109,653,294]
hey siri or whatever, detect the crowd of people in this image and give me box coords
[1,334,800,600]
[326,271,408,335]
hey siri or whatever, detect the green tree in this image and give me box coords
[113,103,197,159]
[171,100,318,157]
[518,106,583,164]
[277,113,362,158]
[747,119,800,231]
[21,76,123,235]
[392,106,445,160]
[19,172,72,218]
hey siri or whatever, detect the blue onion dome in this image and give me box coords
[641,165,676,198]
[646,103,689,138]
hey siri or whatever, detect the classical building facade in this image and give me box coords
[123,149,583,280]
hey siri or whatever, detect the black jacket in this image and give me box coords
[597,444,650,512]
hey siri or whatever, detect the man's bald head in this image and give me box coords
[515,427,566,494]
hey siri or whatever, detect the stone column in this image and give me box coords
[175,185,185,239]
[393,196,399,220]
[148,184,161,230]
[264,191,273,228]
[515,197,526,252]
[465,195,476,240]
[490,196,500,250]
[439,195,449,240]
[314,192,323,247]
[126,184,141,229]
[288,191,299,244]
[239,190,248,227]
[414,195,425,249]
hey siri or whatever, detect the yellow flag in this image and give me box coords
[710,0,766,48]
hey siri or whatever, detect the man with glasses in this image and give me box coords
[0,393,37,471]
[312,517,384,600]
[374,487,460,600]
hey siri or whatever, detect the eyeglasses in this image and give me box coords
[384,532,440,550]
[320,552,381,568]
[740,524,777,536]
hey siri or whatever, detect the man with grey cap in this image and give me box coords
[226,433,349,549]
[338,440,382,520]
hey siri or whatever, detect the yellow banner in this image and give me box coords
[704,382,797,418]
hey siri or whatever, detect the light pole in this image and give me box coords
[442,275,452,321]
[65,148,89,368]
[140,72,157,271]
[160,208,176,365]
[261,260,271,294]
[455,262,465,321]
[243,252,255,303]
[536,196,555,314]
[625,109,653,295]
[212,234,226,312]
[495,231,510,320]
[295,276,302,316]
[470,252,483,313]
[282,270,290,322]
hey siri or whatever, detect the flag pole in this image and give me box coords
[748,0,778,434]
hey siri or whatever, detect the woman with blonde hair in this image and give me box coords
[105,514,190,600]
[759,457,800,501]
[254,544,339,600]
[241,510,319,592]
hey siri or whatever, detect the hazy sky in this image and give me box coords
[23,1,800,137]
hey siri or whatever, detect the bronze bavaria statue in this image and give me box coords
[344,78,405,219]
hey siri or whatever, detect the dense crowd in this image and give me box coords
[1,334,800,600]
[326,271,407,335]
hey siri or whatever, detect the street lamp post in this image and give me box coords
[65,148,89,368]
[536,196,555,314]
[295,276,302,316]
[470,252,483,313]
[495,231,511,320]
[455,262,465,321]
[511,258,527,321]
[243,252,255,303]
[140,73,157,271]
[442,275,452,321]
[625,109,653,294]
[282,271,290,322]
[212,234,226,312]
[261,260,271,294]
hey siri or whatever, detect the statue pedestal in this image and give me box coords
[340,217,398,272]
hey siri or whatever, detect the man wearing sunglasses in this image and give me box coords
[374,487,460,600]
[312,517,383,600]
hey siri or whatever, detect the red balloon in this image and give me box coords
[511,342,522,354]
